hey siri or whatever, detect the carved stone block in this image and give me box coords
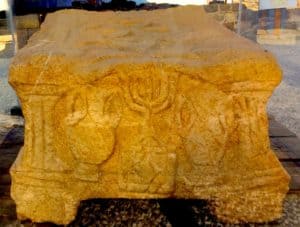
[9,6,290,224]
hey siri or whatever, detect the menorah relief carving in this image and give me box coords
[118,70,179,194]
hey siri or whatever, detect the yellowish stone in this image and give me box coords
[9,6,290,225]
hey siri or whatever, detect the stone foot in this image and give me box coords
[11,183,78,224]
[212,190,285,224]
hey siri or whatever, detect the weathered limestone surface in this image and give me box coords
[9,6,290,224]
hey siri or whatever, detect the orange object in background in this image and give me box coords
[88,0,96,4]
[88,0,101,6]
[274,8,281,35]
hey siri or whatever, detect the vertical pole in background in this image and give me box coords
[237,0,243,35]
[6,0,21,114]
[5,0,18,54]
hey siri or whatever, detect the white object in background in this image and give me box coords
[259,0,297,10]
[0,0,9,11]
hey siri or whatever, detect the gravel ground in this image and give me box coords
[0,58,18,114]
[266,40,300,138]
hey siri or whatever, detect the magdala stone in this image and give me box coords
[8,6,290,224]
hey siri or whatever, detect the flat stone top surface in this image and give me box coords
[9,6,281,85]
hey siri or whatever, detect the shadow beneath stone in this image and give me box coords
[0,126,24,148]
[69,199,170,226]
[67,198,220,226]
[158,199,218,227]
